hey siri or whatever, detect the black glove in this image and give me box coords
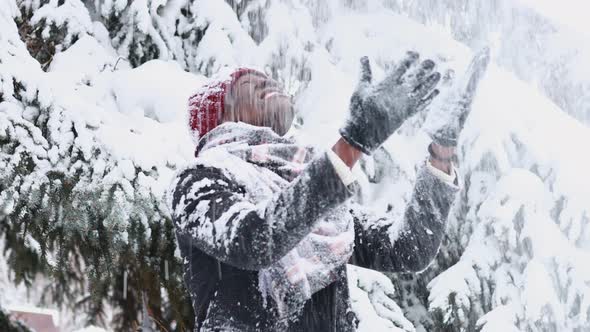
[429,47,491,147]
[340,52,441,155]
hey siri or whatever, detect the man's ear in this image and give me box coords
[222,91,235,122]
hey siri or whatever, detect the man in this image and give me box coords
[168,49,490,331]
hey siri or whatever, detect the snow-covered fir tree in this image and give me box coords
[1,0,589,331]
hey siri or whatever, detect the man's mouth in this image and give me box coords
[260,87,284,100]
[263,91,281,99]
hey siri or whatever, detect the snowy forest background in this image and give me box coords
[1,0,589,331]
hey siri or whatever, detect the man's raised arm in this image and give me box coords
[350,159,459,272]
[350,47,490,273]
[169,152,355,271]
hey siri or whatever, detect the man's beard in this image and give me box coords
[262,95,294,136]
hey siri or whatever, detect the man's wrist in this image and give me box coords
[332,137,363,169]
[326,150,356,186]
[428,142,456,175]
[426,158,458,187]
[429,157,452,175]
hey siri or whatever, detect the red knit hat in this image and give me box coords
[188,67,266,143]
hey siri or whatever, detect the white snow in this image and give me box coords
[110,60,206,123]
[348,265,415,332]
[517,0,590,39]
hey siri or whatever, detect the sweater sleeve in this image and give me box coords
[170,152,357,271]
[349,160,460,273]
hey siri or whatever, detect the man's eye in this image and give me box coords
[240,79,263,89]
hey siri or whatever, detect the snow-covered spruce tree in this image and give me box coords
[426,136,590,330]
[88,0,181,68]
[83,0,261,71]
[258,0,313,97]
[390,65,590,331]
[82,0,310,91]
[1,2,194,330]
[383,0,590,124]
[16,0,93,70]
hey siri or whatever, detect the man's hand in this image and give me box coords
[339,52,442,156]
[429,47,491,147]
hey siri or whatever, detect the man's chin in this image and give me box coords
[270,122,290,136]
[262,99,294,136]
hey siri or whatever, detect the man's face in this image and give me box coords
[224,72,295,136]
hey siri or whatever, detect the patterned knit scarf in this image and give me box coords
[196,122,355,320]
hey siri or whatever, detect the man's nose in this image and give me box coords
[256,78,282,91]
